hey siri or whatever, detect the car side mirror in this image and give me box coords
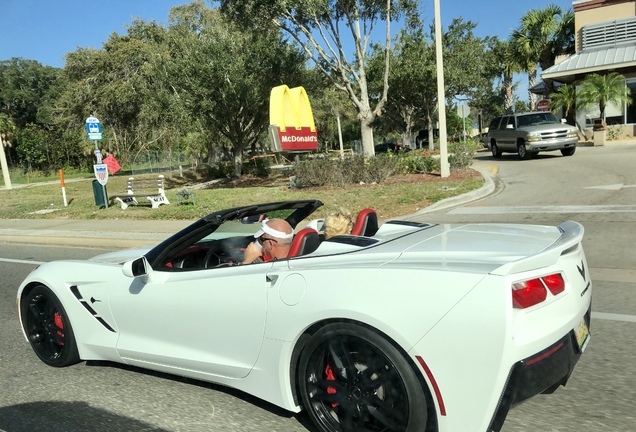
[561,118,567,124]
[123,256,150,278]
[505,124,514,130]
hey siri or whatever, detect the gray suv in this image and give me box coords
[487,112,578,160]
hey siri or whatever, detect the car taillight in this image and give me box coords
[512,273,565,308]
[542,273,565,295]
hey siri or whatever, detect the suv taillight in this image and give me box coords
[512,273,565,308]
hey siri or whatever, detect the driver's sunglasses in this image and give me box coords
[257,236,278,245]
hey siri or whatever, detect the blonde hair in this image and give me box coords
[324,209,354,239]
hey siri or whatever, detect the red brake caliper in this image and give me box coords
[325,363,338,407]
[54,312,65,345]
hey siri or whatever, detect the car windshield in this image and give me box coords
[517,113,558,127]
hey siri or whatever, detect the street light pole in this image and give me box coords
[0,134,12,190]
[434,0,450,178]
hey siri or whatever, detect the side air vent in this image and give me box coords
[70,285,116,332]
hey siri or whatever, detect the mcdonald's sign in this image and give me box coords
[269,85,318,152]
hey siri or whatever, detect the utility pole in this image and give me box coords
[0,134,12,190]
[434,0,450,178]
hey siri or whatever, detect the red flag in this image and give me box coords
[103,155,121,175]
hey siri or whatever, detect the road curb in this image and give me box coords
[400,162,498,220]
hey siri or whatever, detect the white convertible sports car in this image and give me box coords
[17,200,592,432]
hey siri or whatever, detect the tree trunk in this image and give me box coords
[426,112,435,151]
[233,145,243,177]
[360,120,375,157]
[528,66,537,111]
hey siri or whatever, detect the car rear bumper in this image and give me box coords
[487,304,591,432]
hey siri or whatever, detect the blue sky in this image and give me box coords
[0,0,572,99]
[1,0,575,91]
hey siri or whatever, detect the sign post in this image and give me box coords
[458,104,470,145]
[86,115,108,208]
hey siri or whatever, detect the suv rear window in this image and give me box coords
[488,117,501,130]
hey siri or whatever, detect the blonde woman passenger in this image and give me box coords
[324,208,354,239]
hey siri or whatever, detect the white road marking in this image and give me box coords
[584,184,636,190]
[592,312,636,323]
[0,257,46,265]
[449,205,636,214]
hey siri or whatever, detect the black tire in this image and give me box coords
[22,285,80,367]
[491,142,502,158]
[561,147,576,156]
[298,323,428,432]
[517,142,529,160]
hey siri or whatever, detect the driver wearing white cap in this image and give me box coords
[241,218,294,264]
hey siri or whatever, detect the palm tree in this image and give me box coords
[510,26,539,111]
[512,5,575,109]
[577,73,632,130]
[491,39,524,114]
[549,84,577,123]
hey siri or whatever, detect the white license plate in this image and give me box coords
[574,318,590,352]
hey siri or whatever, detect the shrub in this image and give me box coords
[396,152,440,174]
[243,156,272,177]
[292,154,401,188]
[448,140,477,170]
[292,157,341,187]
[607,125,622,141]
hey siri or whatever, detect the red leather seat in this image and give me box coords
[287,228,321,258]
[351,208,379,236]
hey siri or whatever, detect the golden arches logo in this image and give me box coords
[269,85,318,151]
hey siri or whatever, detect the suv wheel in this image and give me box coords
[491,142,502,159]
[561,147,576,156]
[517,143,529,160]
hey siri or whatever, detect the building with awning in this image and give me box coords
[539,0,636,136]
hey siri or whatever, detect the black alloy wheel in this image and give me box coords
[22,285,80,367]
[298,324,428,432]
[491,142,502,158]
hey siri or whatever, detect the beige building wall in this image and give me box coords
[573,0,636,51]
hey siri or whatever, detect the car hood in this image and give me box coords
[89,246,154,264]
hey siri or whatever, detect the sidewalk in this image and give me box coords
[0,162,499,249]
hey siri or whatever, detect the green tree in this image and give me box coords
[168,2,307,176]
[490,39,524,114]
[368,18,491,149]
[511,5,574,110]
[218,0,420,157]
[0,58,60,128]
[368,28,435,148]
[57,19,187,168]
[549,83,577,125]
[577,73,632,130]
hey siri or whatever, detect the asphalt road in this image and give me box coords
[1,144,635,432]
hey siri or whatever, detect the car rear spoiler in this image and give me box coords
[490,221,584,276]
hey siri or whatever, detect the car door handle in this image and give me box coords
[266,275,278,284]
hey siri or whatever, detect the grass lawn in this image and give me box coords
[0,169,484,222]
